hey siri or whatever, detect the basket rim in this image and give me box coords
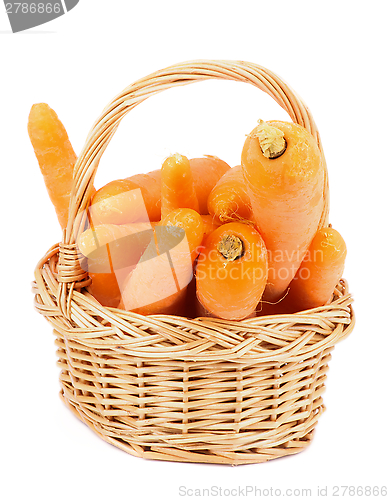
[33,242,354,360]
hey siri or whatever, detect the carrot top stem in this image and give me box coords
[217,234,244,261]
[250,119,286,159]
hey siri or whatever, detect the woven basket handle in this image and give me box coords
[65,59,329,246]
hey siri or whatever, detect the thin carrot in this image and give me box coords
[241,119,325,301]
[119,208,204,315]
[28,103,77,229]
[196,222,268,320]
[189,156,231,214]
[207,165,253,223]
[279,226,347,313]
[161,154,199,219]
[90,170,161,225]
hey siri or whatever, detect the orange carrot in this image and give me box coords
[128,170,161,221]
[161,154,199,219]
[241,119,325,301]
[28,103,77,229]
[89,156,230,226]
[208,165,253,223]
[280,226,346,312]
[161,208,205,262]
[201,215,222,244]
[189,156,231,214]
[90,170,161,225]
[88,272,121,308]
[119,208,204,315]
[196,222,268,320]
[77,222,155,273]
[78,222,156,308]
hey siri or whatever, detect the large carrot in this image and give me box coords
[189,156,231,214]
[88,156,230,226]
[241,119,325,301]
[208,165,253,223]
[196,222,268,320]
[279,226,347,313]
[78,222,156,308]
[77,222,155,273]
[28,103,77,229]
[90,170,161,225]
[119,208,204,315]
[161,154,199,219]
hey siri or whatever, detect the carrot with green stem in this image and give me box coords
[119,208,204,315]
[208,165,253,223]
[28,103,78,229]
[196,222,268,320]
[241,119,325,301]
[161,154,200,219]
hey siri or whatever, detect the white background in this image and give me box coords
[1,1,389,499]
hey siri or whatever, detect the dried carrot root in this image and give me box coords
[189,156,231,214]
[161,154,199,219]
[90,170,161,225]
[28,103,77,229]
[207,165,253,223]
[119,208,204,315]
[241,119,325,301]
[196,222,268,320]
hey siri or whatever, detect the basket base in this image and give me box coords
[60,392,317,465]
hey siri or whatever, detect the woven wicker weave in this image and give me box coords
[33,60,355,465]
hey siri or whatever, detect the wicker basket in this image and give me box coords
[33,60,355,465]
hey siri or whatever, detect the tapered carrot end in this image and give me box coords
[161,153,200,218]
[28,103,51,126]
[28,102,77,230]
[28,103,64,141]
[163,153,190,170]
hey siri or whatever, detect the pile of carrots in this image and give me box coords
[29,104,347,320]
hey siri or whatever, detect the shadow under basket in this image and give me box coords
[33,60,355,465]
